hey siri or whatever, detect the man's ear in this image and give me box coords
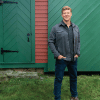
[61,13,63,18]
[71,12,72,17]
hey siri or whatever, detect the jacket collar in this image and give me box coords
[59,20,76,28]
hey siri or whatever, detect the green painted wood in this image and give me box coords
[0,63,47,69]
[31,0,35,63]
[0,4,3,62]
[48,0,100,72]
[0,0,35,63]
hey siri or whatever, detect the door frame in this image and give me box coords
[31,0,35,63]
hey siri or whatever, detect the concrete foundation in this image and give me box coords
[0,68,45,83]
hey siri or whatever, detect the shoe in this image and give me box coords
[70,96,79,100]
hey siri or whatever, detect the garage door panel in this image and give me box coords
[48,0,100,71]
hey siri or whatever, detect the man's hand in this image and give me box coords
[58,55,66,60]
[58,54,78,60]
[74,54,78,58]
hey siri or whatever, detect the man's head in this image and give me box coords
[61,6,72,22]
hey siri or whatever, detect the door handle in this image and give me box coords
[27,33,30,42]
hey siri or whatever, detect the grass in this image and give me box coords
[0,73,100,100]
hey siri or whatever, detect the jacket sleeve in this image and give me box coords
[48,26,60,58]
[76,27,80,57]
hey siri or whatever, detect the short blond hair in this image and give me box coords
[61,6,72,14]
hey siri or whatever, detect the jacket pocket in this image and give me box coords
[56,30,64,32]
[56,30,68,42]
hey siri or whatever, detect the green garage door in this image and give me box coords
[0,0,35,63]
[48,0,100,71]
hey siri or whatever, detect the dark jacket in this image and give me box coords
[48,20,80,61]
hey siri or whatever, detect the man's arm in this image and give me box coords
[48,26,60,58]
[76,27,80,57]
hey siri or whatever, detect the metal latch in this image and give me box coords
[0,0,18,5]
[1,48,19,54]
[27,33,30,42]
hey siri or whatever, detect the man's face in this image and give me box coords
[62,10,72,21]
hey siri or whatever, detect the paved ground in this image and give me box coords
[0,69,45,83]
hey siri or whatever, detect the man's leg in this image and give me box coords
[53,59,67,100]
[67,59,78,97]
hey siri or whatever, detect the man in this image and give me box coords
[48,6,80,100]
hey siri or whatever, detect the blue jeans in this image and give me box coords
[53,58,78,100]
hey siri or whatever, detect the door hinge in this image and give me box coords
[1,48,19,54]
[0,0,18,5]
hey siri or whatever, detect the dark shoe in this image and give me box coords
[70,96,79,100]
